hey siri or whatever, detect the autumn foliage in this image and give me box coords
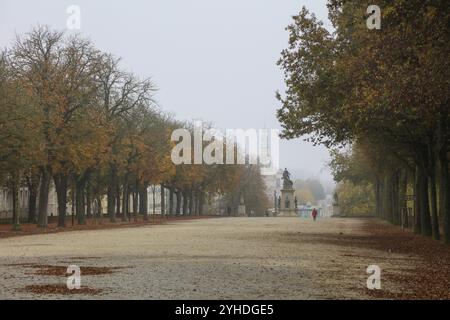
[0,26,268,228]
[277,1,450,243]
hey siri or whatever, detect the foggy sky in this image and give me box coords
[0,0,334,187]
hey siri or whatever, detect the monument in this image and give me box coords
[237,195,246,216]
[277,168,297,217]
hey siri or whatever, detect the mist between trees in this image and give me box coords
[293,179,326,206]
[0,26,270,229]
[276,1,450,243]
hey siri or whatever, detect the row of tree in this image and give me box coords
[0,26,268,229]
[277,1,450,242]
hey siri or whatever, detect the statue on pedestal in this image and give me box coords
[278,168,297,217]
[282,168,293,189]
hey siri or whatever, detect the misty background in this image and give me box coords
[0,0,334,191]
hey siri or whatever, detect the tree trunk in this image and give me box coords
[439,142,450,243]
[384,173,393,223]
[139,182,148,220]
[37,167,51,228]
[98,195,103,221]
[186,192,191,215]
[94,168,102,222]
[161,185,165,216]
[428,144,440,240]
[195,194,200,215]
[116,183,122,220]
[107,165,117,222]
[27,172,39,223]
[28,185,38,223]
[392,171,400,225]
[11,172,21,230]
[399,170,408,227]
[199,192,205,215]
[194,192,200,215]
[54,173,68,228]
[126,190,130,222]
[192,193,196,215]
[152,187,156,216]
[182,191,188,215]
[132,183,138,222]
[86,177,92,219]
[107,185,115,222]
[417,164,432,237]
[122,180,128,222]
[374,176,382,218]
[439,170,445,221]
[414,165,422,234]
[189,190,194,216]
[380,178,385,219]
[169,187,174,215]
[176,190,181,215]
[75,175,86,225]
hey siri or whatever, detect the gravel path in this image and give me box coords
[0,217,418,299]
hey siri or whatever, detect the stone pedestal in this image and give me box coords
[236,195,246,216]
[277,188,297,217]
[237,205,246,216]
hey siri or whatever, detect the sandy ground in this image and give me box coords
[0,217,435,299]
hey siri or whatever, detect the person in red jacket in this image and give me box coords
[312,208,318,221]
